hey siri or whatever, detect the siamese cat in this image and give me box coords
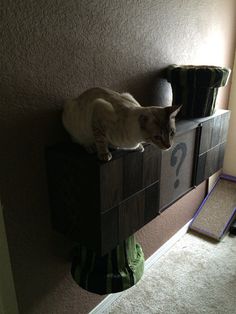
[62,87,181,161]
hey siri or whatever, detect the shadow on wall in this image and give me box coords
[0,101,74,312]
[121,69,172,107]
[0,70,168,312]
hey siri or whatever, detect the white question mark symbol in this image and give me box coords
[170,143,187,189]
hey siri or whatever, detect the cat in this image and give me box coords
[62,87,181,161]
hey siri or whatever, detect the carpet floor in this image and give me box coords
[104,232,236,314]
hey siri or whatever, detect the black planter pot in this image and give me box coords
[165,65,231,119]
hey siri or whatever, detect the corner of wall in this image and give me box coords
[223,50,236,176]
[0,202,19,314]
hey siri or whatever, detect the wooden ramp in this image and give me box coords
[190,175,236,241]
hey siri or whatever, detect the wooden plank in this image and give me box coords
[123,151,143,199]
[198,111,230,154]
[199,118,214,154]
[142,145,161,187]
[101,207,119,255]
[119,191,145,241]
[145,182,160,223]
[195,142,226,185]
[100,158,123,212]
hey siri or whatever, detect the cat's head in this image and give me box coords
[139,105,181,150]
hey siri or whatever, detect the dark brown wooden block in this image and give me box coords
[46,143,161,255]
[100,158,123,213]
[118,181,160,241]
[45,110,230,255]
[123,151,143,199]
[195,142,226,185]
[144,182,160,223]
[46,144,101,252]
[101,207,119,254]
[198,118,214,154]
[195,110,230,154]
[119,190,145,241]
[219,112,230,144]
[142,145,161,187]
[194,110,230,186]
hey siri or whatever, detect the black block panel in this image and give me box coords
[142,145,161,187]
[194,110,230,186]
[119,190,145,241]
[123,151,143,199]
[101,207,119,254]
[100,158,123,213]
[195,143,226,186]
[196,110,230,154]
[46,110,230,255]
[145,182,160,223]
[46,143,161,255]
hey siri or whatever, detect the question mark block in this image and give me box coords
[159,129,196,212]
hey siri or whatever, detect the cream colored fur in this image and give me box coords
[62,87,181,161]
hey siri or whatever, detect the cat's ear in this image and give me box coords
[139,114,149,129]
[167,105,182,118]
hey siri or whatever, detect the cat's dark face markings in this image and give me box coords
[139,105,181,150]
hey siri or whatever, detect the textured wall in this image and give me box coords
[224,52,236,176]
[1,0,235,313]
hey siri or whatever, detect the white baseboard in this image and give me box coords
[89,219,192,314]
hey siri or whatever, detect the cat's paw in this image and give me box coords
[136,144,144,152]
[98,152,112,162]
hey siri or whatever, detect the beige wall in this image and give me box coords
[223,51,236,176]
[0,1,235,313]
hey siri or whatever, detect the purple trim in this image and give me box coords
[219,207,236,239]
[220,173,236,183]
[190,174,236,239]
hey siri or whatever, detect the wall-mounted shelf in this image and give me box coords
[46,110,230,256]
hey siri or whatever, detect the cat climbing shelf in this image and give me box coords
[46,109,230,256]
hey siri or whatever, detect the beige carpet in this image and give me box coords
[104,232,236,314]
